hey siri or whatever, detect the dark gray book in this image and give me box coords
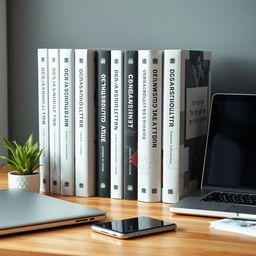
[95,50,111,197]
[123,51,138,200]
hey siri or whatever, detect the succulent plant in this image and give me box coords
[0,134,43,175]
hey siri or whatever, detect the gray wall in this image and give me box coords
[0,0,8,163]
[7,0,256,142]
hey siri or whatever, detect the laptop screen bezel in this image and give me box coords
[201,93,256,193]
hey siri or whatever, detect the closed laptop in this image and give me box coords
[0,189,106,235]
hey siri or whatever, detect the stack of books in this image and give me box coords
[38,49,211,203]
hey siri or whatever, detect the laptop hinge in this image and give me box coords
[202,185,256,194]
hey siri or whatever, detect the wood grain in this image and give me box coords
[0,168,255,256]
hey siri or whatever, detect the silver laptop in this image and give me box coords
[0,189,106,235]
[170,94,256,219]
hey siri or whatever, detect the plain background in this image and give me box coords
[0,0,8,163]
[7,0,256,142]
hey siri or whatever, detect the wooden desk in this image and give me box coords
[0,169,255,256]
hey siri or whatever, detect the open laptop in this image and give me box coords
[0,189,106,235]
[170,93,256,219]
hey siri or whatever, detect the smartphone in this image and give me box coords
[91,216,177,239]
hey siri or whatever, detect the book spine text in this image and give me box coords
[123,51,138,200]
[138,50,162,202]
[59,49,75,195]
[110,50,123,199]
[96,50,111,197]
[38,48,50,192]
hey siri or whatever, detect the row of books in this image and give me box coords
[38,48,211,203]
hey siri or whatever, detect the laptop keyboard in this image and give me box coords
[201,191,256,206]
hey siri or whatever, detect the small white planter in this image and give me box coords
[8,171,40,193]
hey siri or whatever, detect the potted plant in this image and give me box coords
[0,134,43,193]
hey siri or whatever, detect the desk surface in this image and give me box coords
[0,169,256,256]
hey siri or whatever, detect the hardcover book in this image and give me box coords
[123,51,138,200]
[95,50,111,197]
[59,49,75,196]
[137,50,162,202]
[38,48,50,193]
[110,50,123,199]
[48,49,61,194]
[75,49,96,197]
[162,50,211,203]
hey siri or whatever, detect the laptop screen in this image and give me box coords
[203,94,256,190]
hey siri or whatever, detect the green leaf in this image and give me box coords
[3,164,17,171]
[1,136,16,156]
[0,155,12,162]
[32,165,40,172]
[0,133,43,175]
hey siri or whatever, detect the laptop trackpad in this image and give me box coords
[228,205,256,214]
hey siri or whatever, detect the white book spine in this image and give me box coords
[59,49,75,195]
[48,49,61,194]
[162,50,181,203]
[138,50,162,202]
[38,48,50,192]
[110,50,123,199]
[75,49,95,197]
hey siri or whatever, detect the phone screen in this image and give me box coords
[93,216,176,234]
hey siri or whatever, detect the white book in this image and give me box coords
[48,49,61,194]
[59,49,75,195]
[162,50,211,203]
[210,218,256,237]
[110,50,123,199]
[138,50,162,202]
[75,49,95,197]
[37,48,50,192]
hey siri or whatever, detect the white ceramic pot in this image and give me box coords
[8,171,40,193]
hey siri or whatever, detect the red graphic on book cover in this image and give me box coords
[130,146,138,168]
